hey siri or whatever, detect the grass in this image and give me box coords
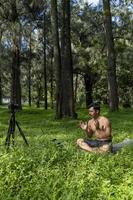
[0,106,133,200]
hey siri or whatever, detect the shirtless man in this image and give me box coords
[77,102,112,153]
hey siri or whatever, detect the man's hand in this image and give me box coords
[94,119,100,130]
[79,121,87,131]
[94,120,105,131]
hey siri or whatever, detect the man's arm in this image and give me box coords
[80,121,93,137]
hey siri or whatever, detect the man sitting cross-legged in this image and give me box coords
[77,102,112,153]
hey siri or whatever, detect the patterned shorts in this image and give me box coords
[84,139,112,148]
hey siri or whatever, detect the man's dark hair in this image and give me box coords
[88,102,100,112]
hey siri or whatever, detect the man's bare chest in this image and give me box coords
[90,119,105,132]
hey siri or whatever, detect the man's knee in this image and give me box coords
[99,144,111,153]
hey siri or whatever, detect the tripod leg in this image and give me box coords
[5,130,11,147]
[16,121,29,146]
[6,113,16,147]
[5,121,12,147]
[12,132,15,146]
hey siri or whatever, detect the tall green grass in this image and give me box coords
[0,106,133,200]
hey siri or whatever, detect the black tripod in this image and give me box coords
[5,109,29,148]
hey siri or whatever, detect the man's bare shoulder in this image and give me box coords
[88,119,93,124]
[100,116,111,124]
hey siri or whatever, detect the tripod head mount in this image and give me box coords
[8,103,19,113]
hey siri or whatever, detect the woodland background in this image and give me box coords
[0,0,132,118]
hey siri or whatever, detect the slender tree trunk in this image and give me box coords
[51,0,62,118]
[11,33,21,109]
[36,86,41,108]
[74,67,94,108]
[83,74,93,108]
[43,12,48,109]
[0,31,2,105]
[0,76,2,105]
[61,0,75,117]
[28,31,32,107]
[10,1,22,109]
[103,0,119,111]
[74,74,78,105]
[50,49,54,109]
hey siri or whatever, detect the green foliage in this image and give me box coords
[0,0,133,107]
[0,106,133,199]
[112,0,133,106]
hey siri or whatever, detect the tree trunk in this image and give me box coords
[28,30,32,107]
[10,1,22,109]
[84,74,93,108]
[11,33,22,109]
[73,67,94,109]
[61,0,75,117]
[74,74,78,105]
[103,0,119,111]
[0,76,2,105]
[50,49,54,109]
[0,31,2,105]
[43,12,48,109]
[36,86,41,108]
[51,0,62,118]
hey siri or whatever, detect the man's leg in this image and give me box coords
[76,138,99,153]
[77,138,111,153]
[98,144,112,153]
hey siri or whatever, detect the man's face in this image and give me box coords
[88,107,99,118]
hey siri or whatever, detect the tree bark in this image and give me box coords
[50,48,54,109]
[51,0,62,118]
[10,0,22,109]
[11,32,22,109]
[73,67,94,109]
[83,74,93,108]
[43,12,48,109]
[103,0,119,111]
[61,0,75,117]
[28,30,32,107]
[0,31,2,105]
[36,86,41,108]
[74,74,78,105]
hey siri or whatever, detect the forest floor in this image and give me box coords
[0,105,133,200]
